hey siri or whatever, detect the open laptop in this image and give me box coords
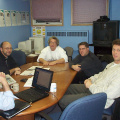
[14,67,53,103]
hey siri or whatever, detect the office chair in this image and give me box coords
[64,47,73,62]
[11,50,26,66]
[35,93,107,120]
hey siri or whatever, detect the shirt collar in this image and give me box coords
[0,51,6,61]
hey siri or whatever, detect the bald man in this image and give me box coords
[0,41,21,75]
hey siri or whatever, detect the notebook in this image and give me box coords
[0,100,31,119]
[14,67,53,103]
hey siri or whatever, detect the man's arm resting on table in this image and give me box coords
[49,58,65,65]
[71,64,81,72]
[39,58,50,65]
[9,67,21,75]
[39,58,65,66]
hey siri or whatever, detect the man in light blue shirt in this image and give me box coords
[0,72,16,111]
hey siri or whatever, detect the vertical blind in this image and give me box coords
[32,0,62,22]
[72,0,108,25]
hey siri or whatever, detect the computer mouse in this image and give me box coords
[20,78,28,82]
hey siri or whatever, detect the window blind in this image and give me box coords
[72,0,108,25]
[32,0,62,22]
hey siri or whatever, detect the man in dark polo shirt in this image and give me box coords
[70,42,103,84]
[0,41,21,75]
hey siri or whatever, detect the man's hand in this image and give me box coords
[0,72,6,83]
[43,61,50,66]
[14,67,21,75]
[0,72,10,91]
[72,64,81,71]
[49,61,57,66]
[84,79,92,88]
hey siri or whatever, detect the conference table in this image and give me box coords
[0,62,77,120]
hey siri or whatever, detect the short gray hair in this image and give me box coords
[48,36,59,46]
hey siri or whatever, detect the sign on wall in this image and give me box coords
[0,9,5,27]
[0,9,30,27]
[32,26,45,37]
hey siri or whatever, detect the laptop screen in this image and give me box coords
[32,68,53,92]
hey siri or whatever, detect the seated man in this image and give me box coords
[0,41,21,75]
[37,36,68,65]
[0,72,17,111]
[59,39,120,110]
[70,42,103,84]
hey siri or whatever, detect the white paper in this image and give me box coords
[4,10,11,26]
[28,54,38,57]
[43,68,50,70]
[28,66,43,70]
[21,11,26,25]
[16,11,21,25]
[11,10,17,26]
[0,9,5,27]
[26,11,30,25]
[24,77,33,87]
[20,66,50,76]
[20,70,35,76]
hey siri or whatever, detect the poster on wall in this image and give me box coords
[0,9,5,27]
[21,11,26,25]
[16,11,21,25]
[11,10,17,26]
[25,12,30,25]
[32,26,45,37]
[4,10,11,26]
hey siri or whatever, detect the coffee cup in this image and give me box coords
[11,83,19,92]
[50,83,57,92]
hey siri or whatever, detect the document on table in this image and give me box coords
[27,54,38,57]
[24,77,33,87]
[20,66,50,76]
[28,66,43,70]
[24,77,56,90]
[20,70,35,76]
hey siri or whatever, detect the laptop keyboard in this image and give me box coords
[15,88,49,103]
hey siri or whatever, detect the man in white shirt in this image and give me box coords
[37,36,68,65]
[0,72,16,111]
[59,39,120,110]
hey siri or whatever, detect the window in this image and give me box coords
[71,0,109,26]
[31,0,63,26]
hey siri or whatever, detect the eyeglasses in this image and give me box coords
[50,42,57,44]
[4,47,12,50]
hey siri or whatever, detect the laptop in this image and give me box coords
[0,100,31,119]
[14,67,53,103]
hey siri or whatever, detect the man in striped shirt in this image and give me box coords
[59,39,120,110]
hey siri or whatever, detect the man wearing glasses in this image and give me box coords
[70,42,103,84]
[0,41,21,75]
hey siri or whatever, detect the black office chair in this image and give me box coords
[103,97,120,120]
[11,50,26,66]
[64,47,73,62]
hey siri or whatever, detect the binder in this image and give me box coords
[0,100,31,119]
